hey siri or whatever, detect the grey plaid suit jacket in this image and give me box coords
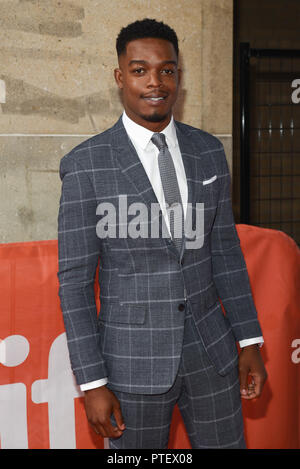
[57,116,263,394]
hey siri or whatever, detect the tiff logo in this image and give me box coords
[0,334,83,449]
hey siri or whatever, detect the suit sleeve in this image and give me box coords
[57,154,108,385]
[211,144,263,342]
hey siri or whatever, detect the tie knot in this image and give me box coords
[151,133,167,151]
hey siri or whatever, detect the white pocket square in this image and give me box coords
[203,175,217,185]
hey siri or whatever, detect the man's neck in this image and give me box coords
[123,110,174,133]
[123,110,173,133]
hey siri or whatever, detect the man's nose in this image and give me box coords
[147,70,162,87]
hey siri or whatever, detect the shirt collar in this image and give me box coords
[122,111,178,151]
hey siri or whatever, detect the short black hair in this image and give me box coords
[116,18,179,57]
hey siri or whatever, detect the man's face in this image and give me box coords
[114,37,181,131]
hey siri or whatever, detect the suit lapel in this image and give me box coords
[111,117,203,207]
[175,121,211,257]
[111,117,159,207]
[110,117,204,257]
[174,121,206,220]
[111,118,171,246]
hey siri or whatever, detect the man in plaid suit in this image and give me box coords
[57,19,267,448]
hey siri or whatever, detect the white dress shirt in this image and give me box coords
[80,112,263,392]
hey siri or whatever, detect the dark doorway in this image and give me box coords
[233,0,300,246]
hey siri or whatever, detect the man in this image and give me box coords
[57,19,267,449]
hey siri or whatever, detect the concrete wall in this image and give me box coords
[0,0,233,242]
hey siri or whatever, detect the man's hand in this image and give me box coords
[238,344,267,399]
[84,386,126,438]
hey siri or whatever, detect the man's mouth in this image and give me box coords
[145,97,165,101]
[142,95,167,104]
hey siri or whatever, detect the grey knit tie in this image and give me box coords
[151,132,184,254]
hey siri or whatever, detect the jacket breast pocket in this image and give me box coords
[202,175,220,203]
[99,302,147,325]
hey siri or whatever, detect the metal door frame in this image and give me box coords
[239,43,300,224]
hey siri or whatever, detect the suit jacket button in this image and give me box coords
[178,303,185,311]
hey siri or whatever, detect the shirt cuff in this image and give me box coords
[239,336,264,348]
[80,378,108,392]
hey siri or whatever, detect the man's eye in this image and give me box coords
[161,69,175,75]
[133,68,145,74]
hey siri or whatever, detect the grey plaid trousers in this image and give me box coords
[108,303,246,449]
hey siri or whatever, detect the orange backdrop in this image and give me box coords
[0,224,299,449]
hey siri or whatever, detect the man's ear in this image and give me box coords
[114,68,123,89]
